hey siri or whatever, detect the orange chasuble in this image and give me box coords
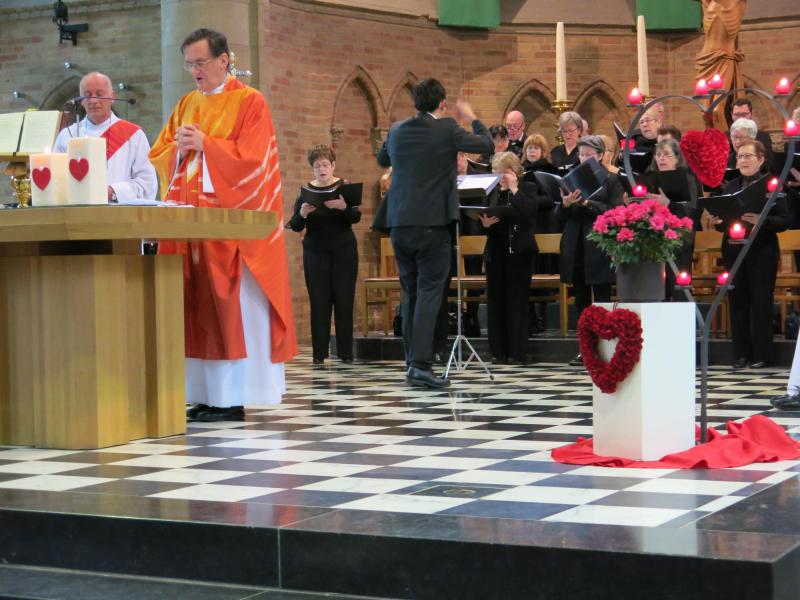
[149,77,297,363]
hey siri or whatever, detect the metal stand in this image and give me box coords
[444,218,494,381]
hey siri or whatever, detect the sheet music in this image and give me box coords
[18,111,62,154]
[0,112,24,154]
[457,174,501,192]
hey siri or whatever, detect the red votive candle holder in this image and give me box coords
[632,184,648,198]
[708,74,724,90]
[717,272,730,286]
[694,79,709,95]
[676,272,692,286]
[785,120,800,137]
[776,77,792,95]
[768,177,781,193]
[627,87,643,105]
[729,222,746,240]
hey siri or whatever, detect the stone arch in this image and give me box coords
[502,79,557,140]
[572,80,628,138]
[789,72,800,116]
[332,66,386,131]
[387,72,419,124]
[39,76,81,111]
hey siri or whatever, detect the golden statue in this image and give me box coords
[694,0,747,127]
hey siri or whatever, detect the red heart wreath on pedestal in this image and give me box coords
[680,129,730,188]
[69,158,89,182]
[577,305,643,394]
[32,167,51,191]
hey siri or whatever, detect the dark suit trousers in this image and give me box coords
[486,247,533,362]
[303,233,358,361]
[391,226,451,370]
[729,257,778,363]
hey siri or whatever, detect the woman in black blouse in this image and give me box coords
[288,145,361,365]
[550,112,584,171]
[479,152,542,364]
[706,139,788,369]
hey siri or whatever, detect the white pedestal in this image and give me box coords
[592,302,695,461]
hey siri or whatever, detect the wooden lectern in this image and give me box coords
[0,206,277,450]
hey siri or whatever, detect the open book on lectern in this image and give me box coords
[0,111,63,155]
[458,173,502,220]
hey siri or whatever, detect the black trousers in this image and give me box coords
[391,226,451,370]
[729,257,778,363]
[486,247,534,362]
[303,233,358,361]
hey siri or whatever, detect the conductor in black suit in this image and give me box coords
[374,78,493,388]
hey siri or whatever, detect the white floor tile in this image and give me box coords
[238,449,343,462]
[392,456,502,470]
[356,444,452,457]
[264,462,378,477]
[484,485,616,505]
[150,484,281,502]
[0,461,95,475]
[298,477,421,494]
[626,479,750,496]
[110,455,221,469]
[544,504,688,527]
[129,468,249,484]
[334,493,471,514]
[0,475,116,491]
[435,470,555,486]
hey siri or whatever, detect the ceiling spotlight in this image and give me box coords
[11,90,21,100]
[64,61,72,69]
[117,82,127,91]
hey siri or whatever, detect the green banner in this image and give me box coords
[438,0,500,29]
[636,0,702,31]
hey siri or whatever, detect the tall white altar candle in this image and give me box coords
[636,15,650,98]
[556,22,567,101]
[30,152,68,207]
[66,137,107,205]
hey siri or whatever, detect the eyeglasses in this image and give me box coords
[561,127,580,135]
[639,117,657,125]
[183,58,215,72]
[655,152,675,159]
[736,153,757,160]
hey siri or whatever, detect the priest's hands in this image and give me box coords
[176,124,205,158]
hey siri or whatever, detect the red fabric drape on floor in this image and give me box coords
[551,415,800,469]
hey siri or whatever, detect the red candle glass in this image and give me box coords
[768,177,780,193]
[694,79,709,95]
[627,87,643,105]
[708,74,724,90]
[717,272,730,286]
[785,120,800,137]
[676,272,692,286]
[632,184,648,198]
[729,222,746,240]
[776,77,792,95]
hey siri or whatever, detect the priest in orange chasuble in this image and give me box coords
[150,28,297,422]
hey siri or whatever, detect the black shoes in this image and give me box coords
[194,406,245,422]
[313,358,325,365]
[749,361,767,369]
[186,404,209,420]
[569,353,584,367]
[406,367,450,388]
[340,357,353,364]
[771,393,800,410]
[733,358,748,369]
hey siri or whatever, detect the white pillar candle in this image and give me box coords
[30,152,68,207]
[66,137,107,205]
[556,22,567,101]
[637,15,650,98]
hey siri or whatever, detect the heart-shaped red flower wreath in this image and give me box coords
[577,305,643,394]
[680,129,730,188]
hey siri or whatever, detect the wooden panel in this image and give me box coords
[0,206,277,244]
[125,257,148,441]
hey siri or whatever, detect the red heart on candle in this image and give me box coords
[69,158,89,182]
[32,167,51,191]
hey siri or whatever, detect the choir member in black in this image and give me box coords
[728,118,760,173]
[657,125,682,142]
[505,110,527,158]
[705,139,788,369]
[288,145,361,365]
[521,133,559,332]
[557,135,624,365]
[598,134,621,176]
[641,138,700,300]
[478,125,510,165]
[478,152,542,364]
[730,98,775,171]
[633,107,661,154]
[550,112,583,171]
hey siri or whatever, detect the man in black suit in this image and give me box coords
[375,78,493,388]
[728,98,775,171]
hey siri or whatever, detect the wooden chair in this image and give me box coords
[532,233,571,336]
[362,237,401,335]
[690,230,729,336]
[775,230,800,335]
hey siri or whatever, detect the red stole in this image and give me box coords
[102,120,141,160]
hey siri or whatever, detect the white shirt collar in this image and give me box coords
[80,114,118,134]
[426,111,439,120]
[204,79,227,96]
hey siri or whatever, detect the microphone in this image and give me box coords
[65,96,136,105]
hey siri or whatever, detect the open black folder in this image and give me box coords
[458,173,502,220]
[698,176,768,223]
[300,182,363,212]
[641,169,695,205]
[535,157,609,201]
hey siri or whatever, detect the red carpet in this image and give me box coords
[551,415,800,468]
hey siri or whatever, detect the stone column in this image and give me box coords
[160,0,259,120]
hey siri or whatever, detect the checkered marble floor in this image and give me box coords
[0,352,798,529]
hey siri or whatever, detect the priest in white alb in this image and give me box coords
[54,71,157,202]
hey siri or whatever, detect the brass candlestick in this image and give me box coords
[550,99,572,144]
